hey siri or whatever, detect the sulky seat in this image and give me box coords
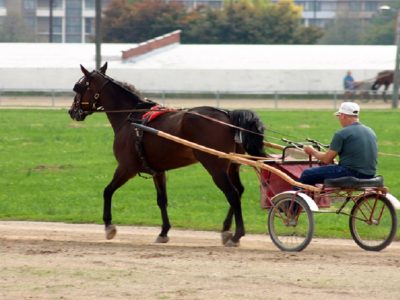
[324,176,384,189]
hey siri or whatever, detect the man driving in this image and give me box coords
[300,102,377,186]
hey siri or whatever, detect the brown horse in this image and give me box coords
[68,63,265,246]
[371,70,393,102]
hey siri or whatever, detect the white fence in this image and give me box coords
[0,89,391,110]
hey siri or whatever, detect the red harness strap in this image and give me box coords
[142,105,175,122]
[134,105,177,177]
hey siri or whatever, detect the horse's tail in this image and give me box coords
[229,110,266,157]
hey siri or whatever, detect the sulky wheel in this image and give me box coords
[268,194,314,252]
[349,195,397,251]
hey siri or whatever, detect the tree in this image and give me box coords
[317,1,400,45]
[362,10,397,45]
[103,0,187,43]
[318,17,364,45]
[363,1,400,45]
[180,7,225,44]
[183,0,322,44]
[297,26,325,44]
[216,0,261,43]
[260,0,302,43]
[102,0,322,44]
[102,0,136,42]
[213,0,322,44]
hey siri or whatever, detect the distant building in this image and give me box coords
[0,0,111,43]
[282,0,398,28]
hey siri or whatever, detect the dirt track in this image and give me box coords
[1,221,400,299]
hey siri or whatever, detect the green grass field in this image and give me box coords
[1,108,399,239]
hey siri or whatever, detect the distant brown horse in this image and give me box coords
[68,63,265,246]
[371,70,393,102]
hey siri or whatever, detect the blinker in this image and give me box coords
[73,83,86,93]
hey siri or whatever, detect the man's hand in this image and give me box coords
[303,145,337,164]
[303,145,315,156]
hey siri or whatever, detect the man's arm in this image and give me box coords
[303,146,337,164]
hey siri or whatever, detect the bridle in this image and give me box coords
[72,71,110,113]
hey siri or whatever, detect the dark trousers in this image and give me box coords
[299,164,373,186]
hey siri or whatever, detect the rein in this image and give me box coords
[72,69,396,153]
[99,106,400,158]
[93,107,269,139]
[91,105,303,144]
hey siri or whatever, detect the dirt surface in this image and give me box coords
[1,221,400,300]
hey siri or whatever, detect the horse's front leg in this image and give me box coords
[103,165,135,240]
[153,172,171,243]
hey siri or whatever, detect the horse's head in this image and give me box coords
[69,62,108,121]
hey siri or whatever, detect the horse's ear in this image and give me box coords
[80,64,90,76]
[99,62,108,74]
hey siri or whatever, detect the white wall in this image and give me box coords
[0,43,391,93]
[0,67,382,93]
[0,68,82,91]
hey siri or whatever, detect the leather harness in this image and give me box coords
[129,105,176,177]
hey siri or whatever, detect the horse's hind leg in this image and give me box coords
[383,85,389,103]
[210,170,244,247]
[222,164,244,244]
[221,208,234,244]
[153,172,171,243]
[103,165,136,240]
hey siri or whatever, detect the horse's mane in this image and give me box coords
[118,81,144,100]
[97,71,157,108]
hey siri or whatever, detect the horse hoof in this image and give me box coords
[224,239,240,247]
[221,231,233,245]
[155,235,169,243]
[105,225,117,240]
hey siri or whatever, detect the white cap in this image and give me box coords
[335,102,360,116]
